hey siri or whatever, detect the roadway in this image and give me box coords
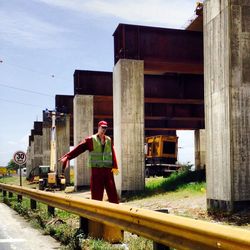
[0,203,60,250]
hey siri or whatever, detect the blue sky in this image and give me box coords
[0,0,198,166]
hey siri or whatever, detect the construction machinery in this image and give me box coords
[38,110,66,190]
[145,135,180,177]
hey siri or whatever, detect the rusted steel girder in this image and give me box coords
[74,70,113,96]
[29,121,43,145]
[94,96,203,119]
[34,121,43,135]
[74,70,204,100]
[55,95,74,114]
[55,70,205,144]
[113,24,203,74]
[55,94,204,141]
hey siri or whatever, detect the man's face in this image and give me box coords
[98,126,107,135]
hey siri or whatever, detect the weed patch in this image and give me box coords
[124,170,205,201]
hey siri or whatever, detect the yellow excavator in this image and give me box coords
[145,135,180,177]
[38,111,66,190]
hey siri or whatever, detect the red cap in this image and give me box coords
[98,120,108,127]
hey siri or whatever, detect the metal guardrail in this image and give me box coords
[0,183,250,250]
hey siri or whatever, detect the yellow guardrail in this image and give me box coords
[0,183,250,250]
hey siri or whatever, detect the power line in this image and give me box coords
[0,98,46,108]
[0,82,54,97]
[0,59,68,81]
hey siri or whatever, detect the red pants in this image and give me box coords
[90,167,119,204]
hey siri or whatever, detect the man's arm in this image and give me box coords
[60,137,93,169]
[112,145,118,169]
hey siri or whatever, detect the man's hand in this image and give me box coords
[111,168,119,175]
[59,155,69,171]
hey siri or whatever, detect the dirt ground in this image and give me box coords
[123,192,250,231]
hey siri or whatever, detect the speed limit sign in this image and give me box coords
[13,151,27,165]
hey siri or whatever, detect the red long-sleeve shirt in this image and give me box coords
[65,135,118,169]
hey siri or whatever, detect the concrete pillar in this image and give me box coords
[33,135,43,176]
[194,129,206,170]
[30,140,35,176]
[26,146,32,178]
[57,114,70,184]
[42,125,50,166]
[73,95,93,189]
[113,59,145,194]
[204,0,250,211]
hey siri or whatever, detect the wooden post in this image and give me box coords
[17,195,22,203]
[30,199,37,210]
[48,205,55,216]
[79,217,89,236]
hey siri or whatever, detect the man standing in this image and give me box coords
[60,121,119,203]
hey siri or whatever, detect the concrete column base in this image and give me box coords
[207,199,250,213]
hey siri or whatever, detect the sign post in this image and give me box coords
[13,151,27,186]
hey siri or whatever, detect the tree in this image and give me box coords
[7,159,19,171]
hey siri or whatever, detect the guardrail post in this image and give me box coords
[88,221,104,239]
[153,243,170,250]
[8,192,13,198]
[88,220,123,244]
[79,217,89,236]
[30,199,37,210]
[48,205,55,216]
[153,209,170,250]
[17,195,22,203]
[103,225,124,244]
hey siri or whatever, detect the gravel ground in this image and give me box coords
[124,192,250,231]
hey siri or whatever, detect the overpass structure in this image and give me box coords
[26,1,250,212]
[53,23,205,190]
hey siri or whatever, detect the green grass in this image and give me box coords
[0,175,38,189]
[80,238,123,250]
[124,170,206,201]
[146,170,202,192]
[0,175,23,184]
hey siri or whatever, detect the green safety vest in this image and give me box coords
[89,134,113,168]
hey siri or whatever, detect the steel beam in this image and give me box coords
[54,71,205,141]
[74,70,112,96]
[74,70,204,99]
[34,122,43,136]
[113,24,203,74]
[55,95,74,114]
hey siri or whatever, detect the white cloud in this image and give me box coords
[37,0,197,28]
[1,0,197,49]
[0,9,70,49]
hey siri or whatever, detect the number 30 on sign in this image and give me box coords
[13,151,27,165]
